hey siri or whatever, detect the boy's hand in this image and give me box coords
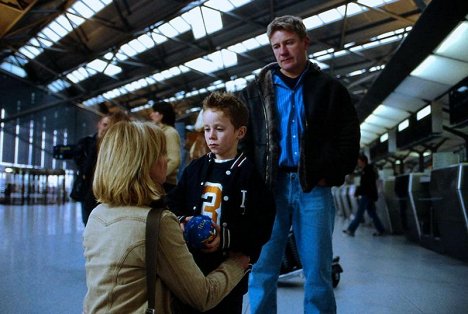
[201,222,221,253]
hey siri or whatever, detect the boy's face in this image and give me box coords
[202,109,246,160]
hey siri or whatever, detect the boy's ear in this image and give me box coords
[237,126,247,139]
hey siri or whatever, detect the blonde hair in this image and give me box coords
[93,121,166,206]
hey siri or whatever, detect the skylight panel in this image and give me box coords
[202,7,223,35]
[47,79,70,93]
[152,73,165,82]
[54,15,74,32]
[303,16,323,30]
[0,61,27,78]
[103,52,114,60]
[137,34,155,50]
[159,23,179,37]
[41,27,61,42]
[65,12,85,26]
[18,47,36,60]
[36,35,54,48]
[347,69,366,77]
[242,38,261,50]
[129,38,148,54]
[48,21,69,37]
[228,43,248,54]
[205,0,235,12]
[361,41,380,50]
[168,66,182,76]
[220,49,237,67]
[183,8,206,39]
[120,43,139,57]
[169,17,191,34]
[71,1,96,19]
[116,52,128,61]
[186,58,218,73]
[318,9,342,24]
[151,32,168,44]
[66,72,83,84]
[357,0,385,6]
[83,0,106,12]
[87,59,107,72]
[229,0,252,8]
[336,3,365,17]
[104,64,121,76]
[255,34,269,46]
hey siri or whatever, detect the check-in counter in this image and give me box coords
[339,185,353,220]
[395,173,431,243]
[347,184,359,218]
[381,178,403,234]
[375,179,393,234]
[430,163,468,262]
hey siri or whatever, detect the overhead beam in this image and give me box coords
[356,0,468,122]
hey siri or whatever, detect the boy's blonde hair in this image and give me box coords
[93,121,166,206]
[202,92,249,129]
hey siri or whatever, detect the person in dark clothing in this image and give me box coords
[238,16,360,314]
[72,111,130,225]
[343,153,386,237]
[167,92,275,314]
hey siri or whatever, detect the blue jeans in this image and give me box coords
[249,172,336,314]
[348,195,385,234]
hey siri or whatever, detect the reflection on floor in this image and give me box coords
[0,202,467,314]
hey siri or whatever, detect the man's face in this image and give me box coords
[270,29,310,78]
[97,116,110,138]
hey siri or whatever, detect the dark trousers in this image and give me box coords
[348,195,385,233]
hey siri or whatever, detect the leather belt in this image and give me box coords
[278,166,297,173]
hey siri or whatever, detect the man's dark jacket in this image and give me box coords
[238,61,360,192]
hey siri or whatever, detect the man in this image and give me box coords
[343,153,385,237]
[72,111,130,225]
[239,15,360,313]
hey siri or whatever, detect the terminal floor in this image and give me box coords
[0,202,467,314]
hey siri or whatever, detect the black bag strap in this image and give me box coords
[145,207,163,314]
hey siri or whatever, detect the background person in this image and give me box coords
[83,121,250,313]
[343,153,385,237]
[239,15,360,314]
[150,101,181,192]
[72,110,130,225]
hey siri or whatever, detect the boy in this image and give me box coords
[167,92,275,314]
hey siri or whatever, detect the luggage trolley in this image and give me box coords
[279,231,343,288]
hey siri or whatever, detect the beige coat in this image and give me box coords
[160,124,181,186]
[83,204,245,313]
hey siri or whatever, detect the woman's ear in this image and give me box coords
[237,126,247,139]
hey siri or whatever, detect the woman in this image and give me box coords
[150,101,181,192]
[83,121,250,313]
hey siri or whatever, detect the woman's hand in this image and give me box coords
[228,251,251,271]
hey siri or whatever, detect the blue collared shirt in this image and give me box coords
[273,71,306,167]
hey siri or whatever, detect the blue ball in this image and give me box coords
[184,215,216,249]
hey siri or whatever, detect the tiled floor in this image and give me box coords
[0,202,467,314]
